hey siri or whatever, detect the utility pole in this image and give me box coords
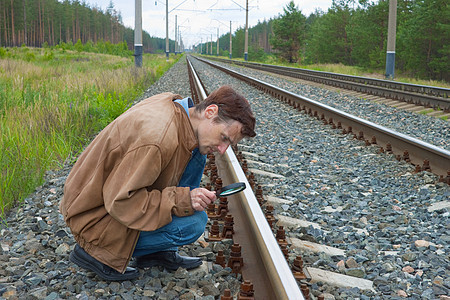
[385,0,397,79]
[175,15,178,54]
[165,0,169,61]
[134,0,143,67]
[217,28,219,56]
[229,21,232,59]
[201,37,202,54]
[244,0,248,61]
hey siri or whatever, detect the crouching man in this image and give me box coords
[60,85,256,280]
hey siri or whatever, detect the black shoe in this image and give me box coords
[133,251,202,271]
[70,244,139,281]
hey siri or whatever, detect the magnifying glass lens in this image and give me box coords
[216,182,246,197]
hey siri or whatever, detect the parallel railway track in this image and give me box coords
[203,56,450,114]
[192,56,450,180]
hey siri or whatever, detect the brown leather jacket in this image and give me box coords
[60,92,197,273]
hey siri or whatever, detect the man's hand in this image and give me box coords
[190,188,216,211]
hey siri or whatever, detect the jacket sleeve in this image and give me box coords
[102,145,194,231]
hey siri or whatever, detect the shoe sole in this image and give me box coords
[139,260,203,271]
[70,250,139,281]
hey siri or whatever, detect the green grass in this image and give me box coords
[0,46,180,218]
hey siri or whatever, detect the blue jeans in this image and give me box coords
[132,211,208,257]
[133,148,207,257]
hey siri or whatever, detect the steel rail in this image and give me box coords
[192,56,450,178]
[204,56,450,112]
[186,57,305,300]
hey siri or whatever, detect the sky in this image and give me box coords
[84,0,333,49]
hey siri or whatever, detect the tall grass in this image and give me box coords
[0,47,180,218]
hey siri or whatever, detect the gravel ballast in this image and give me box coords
[1,56,448,300]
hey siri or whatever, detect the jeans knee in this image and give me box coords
[192,211,208,235]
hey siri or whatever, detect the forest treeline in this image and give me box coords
[0,0,174,53]
[207,0,448,82]
[1,0,448,81]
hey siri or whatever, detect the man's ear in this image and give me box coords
[204,104,219,119]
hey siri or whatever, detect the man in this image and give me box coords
[60,85,256,281]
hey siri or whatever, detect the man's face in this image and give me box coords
[197,106,244,155]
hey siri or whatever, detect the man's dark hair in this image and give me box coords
[194,85,256,138]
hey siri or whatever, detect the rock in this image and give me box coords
[29,287,47,298]
[402,266,414,273]
[320,293,336,300]
[2,289,16,299]
[336,260,346,271]
[202,284,220,297]
[45,292,59,300]
[346,257,359,269]
[382,262,396,272]
[344,267,366,278]
[421,288,434,299]
[433,275,444,286]
[414,239,430,248]
[143,290,156,297]
[55,243,70,255]
[402,252,417,262]
[109,282,121,293]
[397,290,408,297]
[378,284,391,293]
[373,276,389,286]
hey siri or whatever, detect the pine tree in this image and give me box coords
[269,1,306,63]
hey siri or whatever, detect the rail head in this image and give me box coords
[224,147,305,300]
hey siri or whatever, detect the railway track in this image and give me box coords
[203,56,450,118]
[1,57,447,299]
[192,56,450,181]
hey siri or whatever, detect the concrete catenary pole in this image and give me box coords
[217,28,219,56]
[175,15,178,54]
[244,0,249,61]
[165,0,169,61]
[134,0,143,67]
[385,0,397,79]
[229,21,232,59]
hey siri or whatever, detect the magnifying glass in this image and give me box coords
[216,182,246,197]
